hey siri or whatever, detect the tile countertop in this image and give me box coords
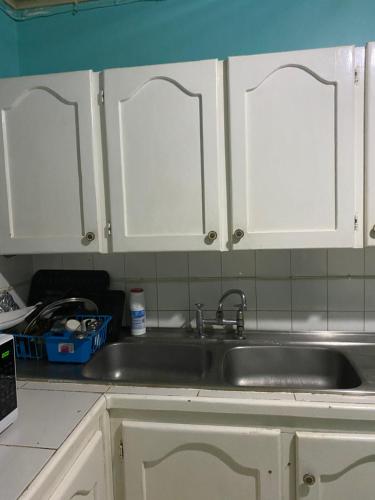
[6,379,375,499]
[1,384,102,500]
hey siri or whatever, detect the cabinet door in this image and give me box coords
[0,71,104,254]
[49,430,108,500]
[229,46,362,249]
[122,420,282,500]
[366,42,375,245]
[296,431,375,500]
[104,60,224,252]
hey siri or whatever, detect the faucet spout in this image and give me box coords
[216,289,247,321]
[194,289,248,340]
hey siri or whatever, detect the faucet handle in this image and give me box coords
[233,303,247,311]
[195,303,205,338]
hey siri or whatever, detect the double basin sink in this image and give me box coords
[82,332,366,392]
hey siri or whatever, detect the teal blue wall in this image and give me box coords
[16,0,375,75]
[0,11,19,77]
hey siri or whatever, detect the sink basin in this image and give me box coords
[222,346,361,389]
[82,342,211,383]
[81,339,362,391]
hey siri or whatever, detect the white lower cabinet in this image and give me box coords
[19,394,375,500]
[296,431,375,500]
[121,420,282,500]
[49,430,107,500]
[116,418,375,500]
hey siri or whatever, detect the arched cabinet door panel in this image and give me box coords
[296,431,375,500]
[121,420,282,500]
[0,71,104,254]
[104,60,224,252]
[229,45,363,249]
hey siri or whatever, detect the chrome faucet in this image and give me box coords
[195,289,247,340]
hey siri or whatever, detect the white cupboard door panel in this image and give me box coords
[0,71,103,254]
[122,420,282,500]
[104,60,223,252]
[229,46,360,249]
[49,430,107,500]
[297,431,375,500]
[366,42,375,246]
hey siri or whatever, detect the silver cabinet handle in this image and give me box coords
[207,230,217,241]
[303,474,316,486]
[85,232,96,242]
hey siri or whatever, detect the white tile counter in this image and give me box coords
[0,389,100,449]
[0,386,103,499]
[0,446,53,500]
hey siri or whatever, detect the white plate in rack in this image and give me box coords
[0,305,39,330]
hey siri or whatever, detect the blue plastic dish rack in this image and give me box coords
[13,334,45,360]
[12,314,111,363]
[44,315,112,363]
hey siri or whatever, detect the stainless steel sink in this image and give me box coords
[222,346,361,389]
[80,333,364,392]
[81,342,211,383]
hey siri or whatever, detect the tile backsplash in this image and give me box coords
[0,255,33,303]
[30,248,375,332]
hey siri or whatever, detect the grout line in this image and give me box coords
[122,253,126,279]
[254,250,258,329]
[187,252,191,315]
[0,443,57,451]
[364,249,367,330]
[155,253,160,328]
[219,252,223,295]
[325,249,329,330]
[20,385,108,393]
[219,253,223,298]
[122,274,375,282]
[326,249,329,328]
[289,250,293,331]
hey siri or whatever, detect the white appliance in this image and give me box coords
[0,334,17,433]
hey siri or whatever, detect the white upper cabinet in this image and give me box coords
[0,44,370,255]
[296,431,375,500]
[228,46,363,249]
[104,60,225,252]
[0,71,106,254]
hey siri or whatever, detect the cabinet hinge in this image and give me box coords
[99,89,104,104]
[119,441,124,460]
[105,221,111,237]
[354,215,359,231]
[354,68,359,85]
